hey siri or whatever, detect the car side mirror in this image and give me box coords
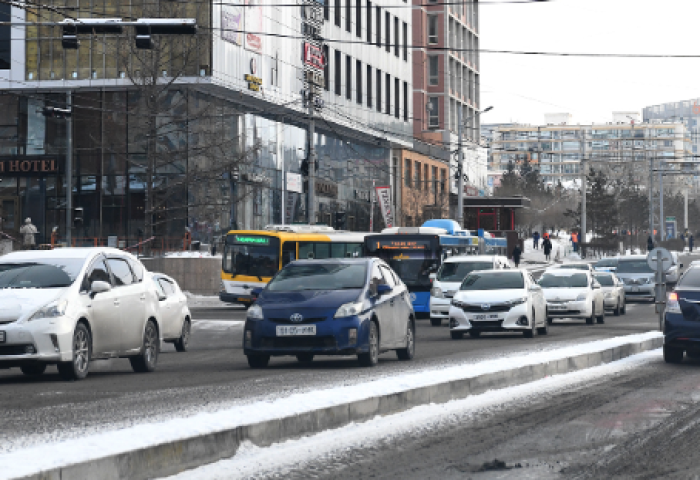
[158,293,167,301]
[91,280,111,297]
[529,284,541,292]
[592,283,600,289]
[377,284,392,296]
[429,273,437,281]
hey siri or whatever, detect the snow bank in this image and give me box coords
[0,332,662,480]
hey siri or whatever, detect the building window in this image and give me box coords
[376,69,382,112]
[415,161,422,190]
[334,50,341,96]
[394,16,399,57]
[356,0,362,37]
[428,55,439,86]
[335,0,341,26]
[394,77,399,118]
[367,1,372,43]
[0,3,9,69]
[427,97,439,128]
[385,73,391,115]
[403,22,408,61]
[403,81,408,122]
[385,12,391,52]
[405,159,411,187]
[323,45,330,91]
[376,6,381,47]
[356,59,362,104]
[324,0,329,21]
[432,166,438,193]
[346,55,352,100]
[440,169,446,192]
[424,164,429,193]
[367,65,373,108]
[428,15,438,45]
[346,0,351,32]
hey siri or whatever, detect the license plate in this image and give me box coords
[548,305,566,311]
[471,314,500,321]
[631,287,640,292]
[0,331,4,343]
[238,297,250,302]
[276,325,316,336]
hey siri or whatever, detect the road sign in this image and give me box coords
[665,216,677,239]
[647,247,673,272]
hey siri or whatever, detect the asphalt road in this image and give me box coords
[0,255,695,454]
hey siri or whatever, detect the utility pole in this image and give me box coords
[659,159,664,240]
[307,100,316,225]
[580,127,587,255]
[66,91,73,246]
[648,134,654,242]
[456,106,465,227]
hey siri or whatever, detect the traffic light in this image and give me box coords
[42,107,72,119]
[334,212,346,230]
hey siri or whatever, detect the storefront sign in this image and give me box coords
[314,179,337,198]
[375,185,394,228]
[304,43,324,69]
[244,73,263,91]
[286,172,303,193]
[0,158,60,175]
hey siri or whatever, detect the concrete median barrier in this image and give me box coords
[11,334,664,480]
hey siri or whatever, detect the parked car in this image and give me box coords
[243,258,415,368]
[0,248,160,380]
[538,269,606,325]
[593,272,626,316]
[150,273,192,352]
[664,251,682,284]
[663,266,700,363]
[448,269,547,339]
[546,263,594,273]
[593,258,619,272]
[429,255,510,327]
[616,256,656,302]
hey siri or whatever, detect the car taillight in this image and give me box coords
[667,292,681,314]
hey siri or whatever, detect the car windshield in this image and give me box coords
[617,260,654,274]
[437,262,493,282]
[0,259,84,288]
[595,259,617,268]
[538,273,589,288]
[267,263,367,292]
[460,272,524,291]
[594,275,615,286]
[678,268,700,288]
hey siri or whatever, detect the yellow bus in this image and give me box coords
[220,225,374,307]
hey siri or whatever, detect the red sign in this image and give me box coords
[304,43,325,70]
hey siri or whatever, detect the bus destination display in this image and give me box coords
[373,239,432,250]
[232,235,271,246]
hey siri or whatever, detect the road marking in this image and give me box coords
[191,320,244,331]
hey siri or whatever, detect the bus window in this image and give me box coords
[299,243,314,259]
[282,242,297,266]
[347,243,363,257]
[315,242,330,259]
[331,243,346,258]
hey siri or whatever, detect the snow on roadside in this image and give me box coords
[164,349,662,479]
[0,332,662,480]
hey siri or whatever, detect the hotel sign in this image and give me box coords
[0,157,60,176]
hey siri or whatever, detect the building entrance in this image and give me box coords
[0,196,18,233]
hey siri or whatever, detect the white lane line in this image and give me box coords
[191,320,244,331]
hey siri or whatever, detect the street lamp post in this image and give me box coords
[456,106,493,228]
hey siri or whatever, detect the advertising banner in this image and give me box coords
[244,0,263,53]
[286,172,303,193]
[375,185,394,229]
[221,0,243,45]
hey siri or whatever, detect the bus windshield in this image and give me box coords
[223,235,280,279]
[366,236,439,289]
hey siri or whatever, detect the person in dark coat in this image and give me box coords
[543,237,553,261]
[512,245,522,267]
[533,231,540,250]
[647,235,654,252]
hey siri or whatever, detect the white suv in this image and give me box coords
[0,248,160,380]
[429,255,511,326]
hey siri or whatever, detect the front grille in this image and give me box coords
[0,344,32,356]
[268,317,326,325]
[470,320,504,329]
[261,336,337,349]
[462,304,511,313]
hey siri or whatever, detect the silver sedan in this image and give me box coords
[150,273,192,352]
[594,272,626,316]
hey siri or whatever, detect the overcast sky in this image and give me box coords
[480,0,700,125]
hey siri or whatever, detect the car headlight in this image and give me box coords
[507,297,527,306]
[246,304,264,321]
[334,300,364,318]
[576,293,588,301]
[28,299,69,322]
[430,287,444,298]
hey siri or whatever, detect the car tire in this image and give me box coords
[174,319,191,352]
[597,308,605,324]
[358,322,379,367]
[396,321,415,361]
[247,354,270,368]
[129,320,159,373]
[57,323,91,381]
[468,331,480,338]
[613,300,621,316]
[621,301,627,315]
[296,353,314,363]
[664,345,684,364]
[523,312,537,338]
[586,303,595,325]
[20,364,47,376]
[451,331,464,340]
[537,319,548,335]
[430,317,442,327]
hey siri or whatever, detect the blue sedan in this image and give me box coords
[243,258,416,368]
[664,266,700,363]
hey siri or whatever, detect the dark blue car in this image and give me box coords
[664,266,700,363]
[243,258,416,368]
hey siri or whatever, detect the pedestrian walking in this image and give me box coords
[647,235,654,252]
[571,231,579,253]
[512,244,522,268]
[19,218,38,250]
[543,237,553,261]
[533,231,540,250]
[691,235,695,253]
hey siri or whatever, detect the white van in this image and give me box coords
[429,255,511,326]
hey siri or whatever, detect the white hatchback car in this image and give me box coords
[0,248,161,380]
[150,273,192,352]
[429,255,510,327]
[593,272,626,316]
[448,270,547,339]
[538,269,606,325]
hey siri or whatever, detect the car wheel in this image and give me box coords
[468,331,480,338]
[358,322,379,367]
[296,353,314,363]
[396,320,415,361]
[537,317,549,335]
[621,300,627,315]
[57,323,91,381]
[129,320,159,373]
[247,354,270,368]
[451,331,464,340]
[597,308,606,324]
[586,303,595,325]
[430,317,442,327]
[613,300,621,316]
[20,364,47,376]
[174,319,191,352]
[664,345,684,364]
